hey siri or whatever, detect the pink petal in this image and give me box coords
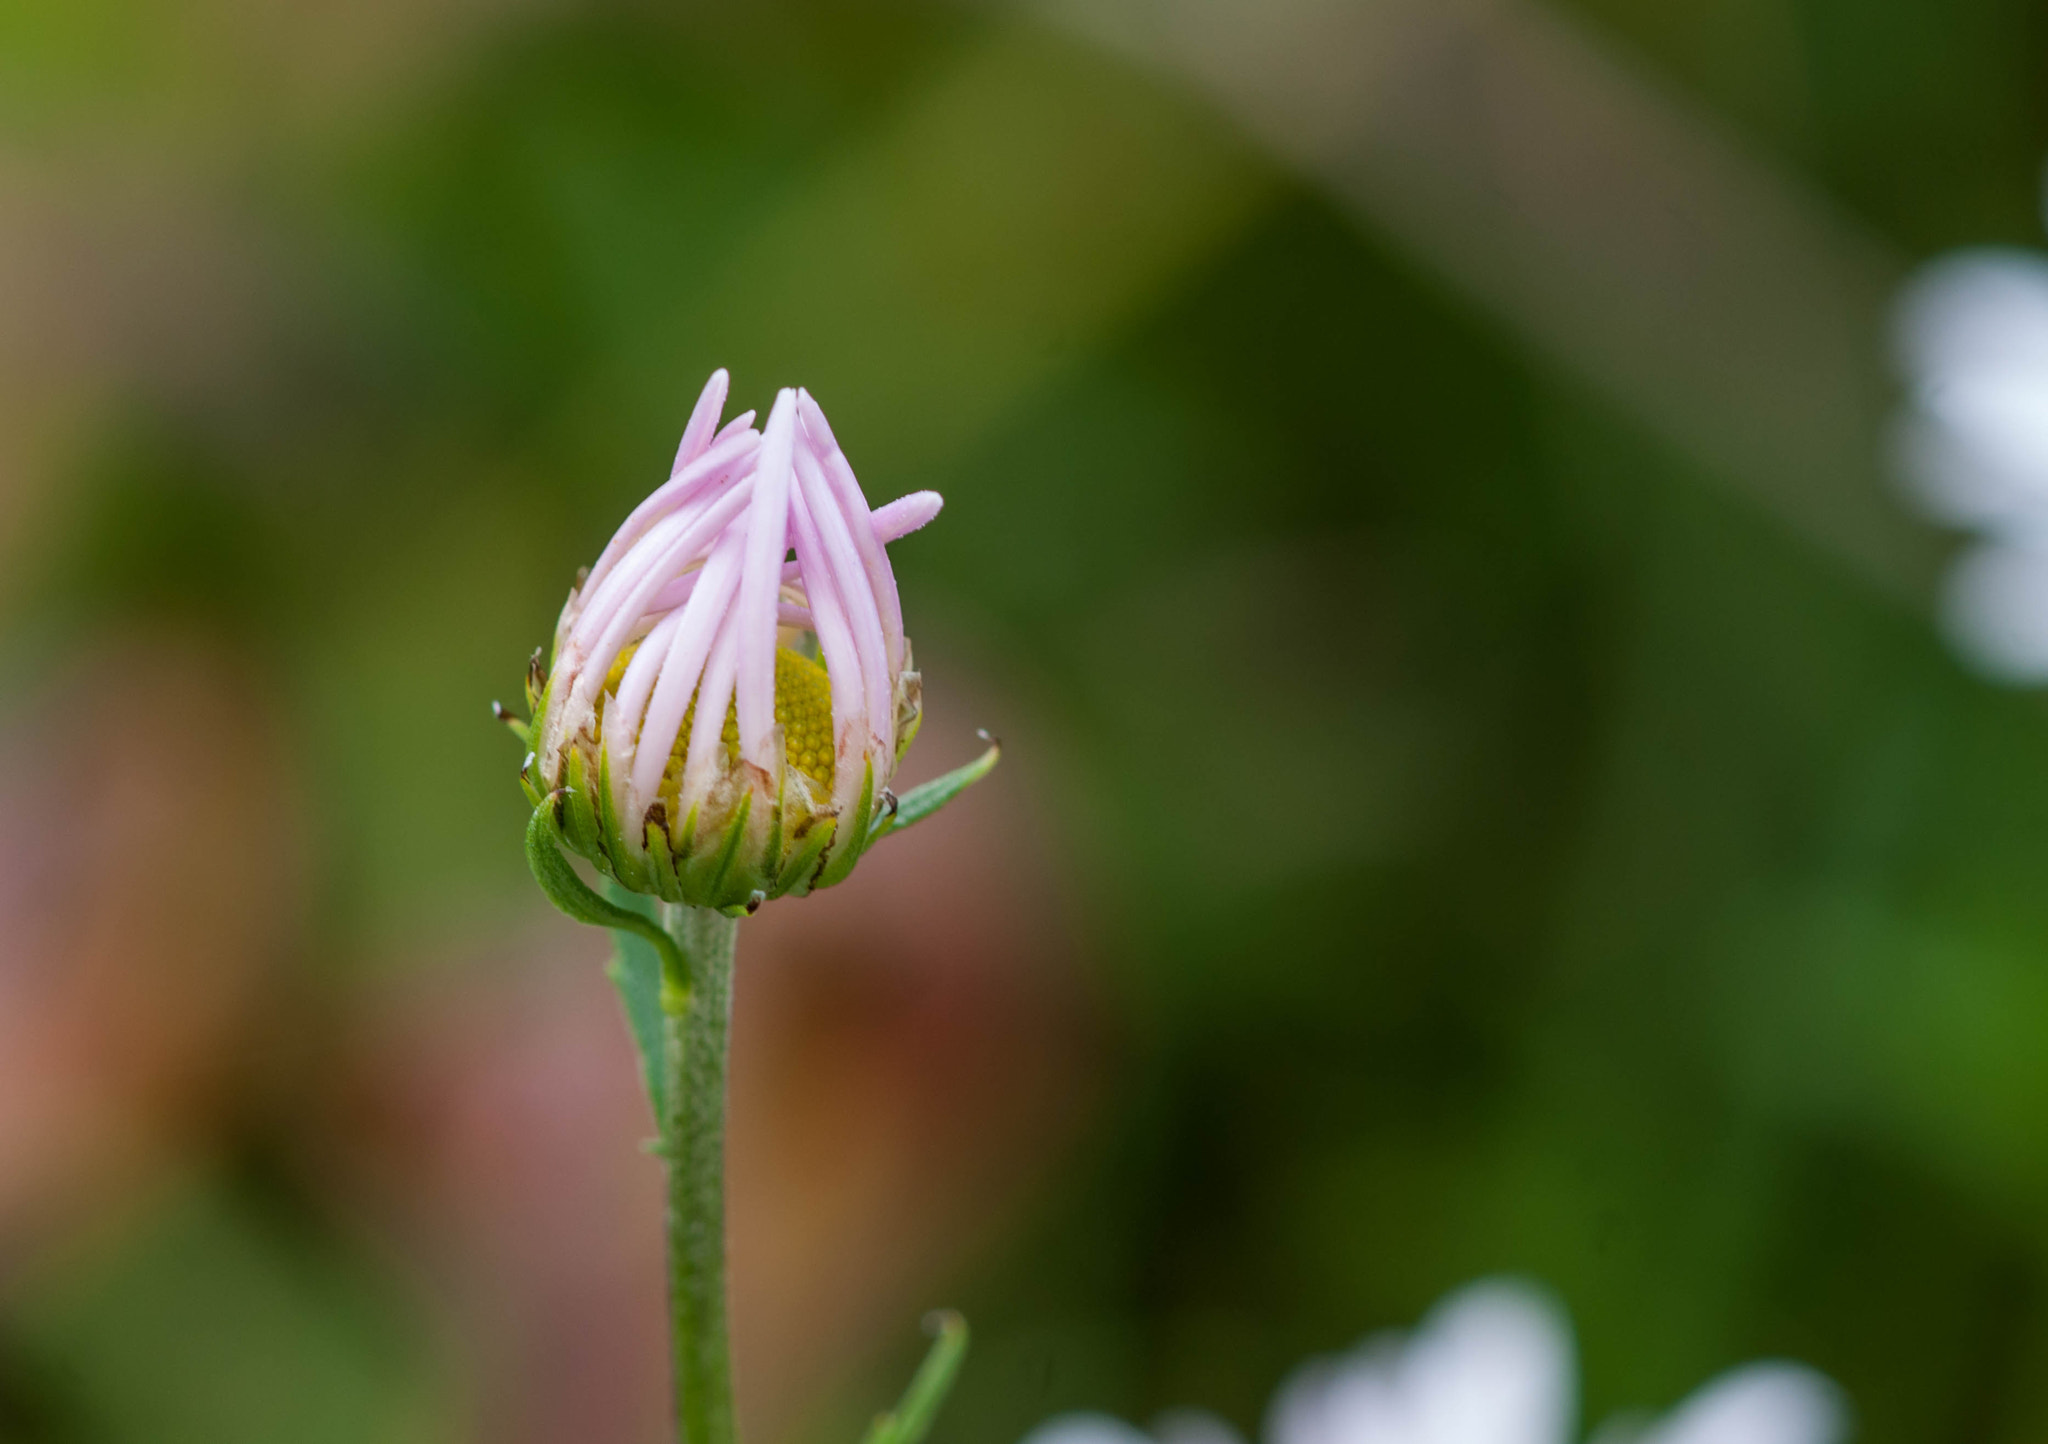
[569,479,746,665]
[798,389,907,676]
[735,391,796,767]
[789,486,868,811]
[644,569,701,618]
[871,490,944,542]
[605,606,684,822]
[680,602,742,812]
[670,368,730,476]
[631,523,747,811]
[795,437,892,761]
[774,491,943,583]
[582,428,760,601]
[564,481,753,744]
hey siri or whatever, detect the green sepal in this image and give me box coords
[519,752,545,810]
[525,798,683,989]
[596,749,650,894]
[645,815,683,902]
[895,698,923,763]
[494,701,532,747]
[760,771,787,883]
[674,801,701,870]
[860,1312,969,1444]
[685,789,754,908]
[817,758,876,890]
[873,737,1001,841]
[774,817,837,898]
[561,748,606,871]
[526,648,551,717]
[599,880,670,1129]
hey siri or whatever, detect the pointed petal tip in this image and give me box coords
[673,368,735,474]
[795,388,841,446]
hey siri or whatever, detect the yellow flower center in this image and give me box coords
[602,644,835,794]
[768,645,836,790]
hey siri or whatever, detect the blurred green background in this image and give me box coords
[3,0,2048,1440]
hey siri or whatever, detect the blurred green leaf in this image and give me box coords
[605,881,672,1131]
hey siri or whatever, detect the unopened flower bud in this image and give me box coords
[518,371,977,913]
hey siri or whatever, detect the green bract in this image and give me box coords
[520,648,937,914]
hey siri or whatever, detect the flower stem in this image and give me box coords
[659,903,740,1444]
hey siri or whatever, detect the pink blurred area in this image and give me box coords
[0,630,304,1268]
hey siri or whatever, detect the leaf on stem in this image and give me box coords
[871,737,1001,842]
[860,1311,970,1444]
[602,882,670,1130]
[526,798,686,1129]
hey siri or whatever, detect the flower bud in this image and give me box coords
[521,372,949,912]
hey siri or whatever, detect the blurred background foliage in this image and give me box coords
[3,0,2048,1441]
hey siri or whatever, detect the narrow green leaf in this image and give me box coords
[876,738,1001,840]
[861,1312,969,1444]
[602,882,669,1128]
[527,800,682,1126]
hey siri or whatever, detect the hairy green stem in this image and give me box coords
[660,903,740,1444]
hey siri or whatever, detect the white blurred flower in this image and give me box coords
[1589,1362,1845,1444]
[1027,1413,1238,1444]
[1892,172,2048,682]
[1268,1282,1573,1444]
[1021,1280,1845,1444]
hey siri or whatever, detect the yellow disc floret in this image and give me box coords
[598,643,836,799]
[772,646,835,790]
